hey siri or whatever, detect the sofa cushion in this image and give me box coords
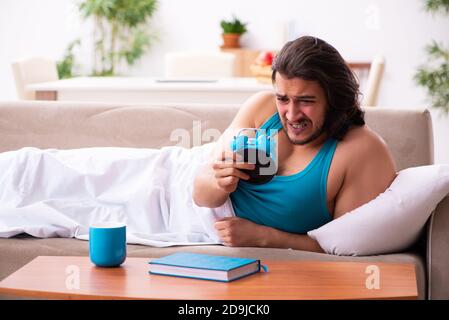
[0,236,426,300]
[0,101,240,152]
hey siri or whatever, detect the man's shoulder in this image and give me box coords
[239,91,277,128]
[246,90,276,107]
[336,125,396,170]
[339,125,389,155]
[331,126,397,219]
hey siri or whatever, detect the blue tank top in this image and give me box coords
[230,113,338,234]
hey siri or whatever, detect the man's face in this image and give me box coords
[274,73,327,145]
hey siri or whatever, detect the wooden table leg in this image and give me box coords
[35,91,57,100]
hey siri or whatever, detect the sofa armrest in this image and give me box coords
[427,195,449,299]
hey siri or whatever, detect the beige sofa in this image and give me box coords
[0,101,447,300]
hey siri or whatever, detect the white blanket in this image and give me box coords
[0,144,234,247]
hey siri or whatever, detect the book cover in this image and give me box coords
[148,252,265,282]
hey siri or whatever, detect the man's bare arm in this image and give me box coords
[332,126,397,219]
[215,216,324,252]
[193,91,274,208]
[193,165,230,208]
[193,154,254,208]
[260,225,324,252]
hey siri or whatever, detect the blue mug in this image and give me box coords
[89,222,126,267]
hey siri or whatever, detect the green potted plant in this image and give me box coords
[220,16,248,48]
[414,0,449,114]
[79,0,158,76]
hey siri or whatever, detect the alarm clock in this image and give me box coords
[230,128,277,184]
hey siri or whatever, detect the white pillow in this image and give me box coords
[308,165,449,256]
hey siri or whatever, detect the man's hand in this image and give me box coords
[214,216,325,252]
[212,151,255,193]
[214,217,266,247]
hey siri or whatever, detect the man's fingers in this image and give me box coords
[219,150,238,161]
[218,150,244,162]
[214,218,233,230]
[214,221,226,231]
[212,161,255,171]
[215,168,250,181]
[216,176,239,191]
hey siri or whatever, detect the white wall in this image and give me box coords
[1,0,448,163]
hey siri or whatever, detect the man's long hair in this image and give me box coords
[272,36,365,140]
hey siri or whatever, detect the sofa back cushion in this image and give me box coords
[0,101,433,170]
[364,108,434,170]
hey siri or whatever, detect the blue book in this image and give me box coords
[148,252,265,282]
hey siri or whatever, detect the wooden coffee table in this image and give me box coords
[0,256,417,300]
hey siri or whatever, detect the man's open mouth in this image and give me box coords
[288,119,310,133]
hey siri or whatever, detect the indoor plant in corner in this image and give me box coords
[414,0,449,114]
[220,16,248,48]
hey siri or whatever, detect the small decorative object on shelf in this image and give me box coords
[250,50,276,83]
[220,16,248,49]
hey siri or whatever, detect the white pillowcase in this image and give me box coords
[308,165,449,256]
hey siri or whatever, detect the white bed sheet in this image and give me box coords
[0,143,234,247]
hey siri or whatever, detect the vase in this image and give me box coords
[221,33,241,48]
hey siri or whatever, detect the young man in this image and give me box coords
[193,36,396,253]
